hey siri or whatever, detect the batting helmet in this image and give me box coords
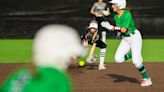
[33,24,84,70]
[109,0,126,9]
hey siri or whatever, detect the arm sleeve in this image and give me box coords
[85,33,90,40]
[80,31,89,40]
[80,34,85,41]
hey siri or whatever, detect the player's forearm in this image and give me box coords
[90,7,95,15]
[91,31,98,43]
[90,10,95,15]
[89,43,96,55]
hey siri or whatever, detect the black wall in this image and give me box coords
[0,0,164,38]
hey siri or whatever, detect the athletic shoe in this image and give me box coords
[98,65,106,70]
[141,78,152,86]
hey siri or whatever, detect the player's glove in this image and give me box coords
[86,54,98,63]
[101,21,113,31]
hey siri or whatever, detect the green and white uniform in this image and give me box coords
[114,10,136,37]
[0,67,71,92]
[114,9,143,68]
[108,0,152,86]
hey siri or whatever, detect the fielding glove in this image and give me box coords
[86,54,98,63]
[101,21,113,31]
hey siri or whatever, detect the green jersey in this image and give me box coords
[0,67,71,92]
[114,9,136,36]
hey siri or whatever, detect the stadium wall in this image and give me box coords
[0,0,164,38]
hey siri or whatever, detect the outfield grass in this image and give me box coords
[0,39,32,63]
[0,39,164,63]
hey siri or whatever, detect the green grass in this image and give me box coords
[0,39,32,63]
[0,39,164,63]
[142,39,164,62]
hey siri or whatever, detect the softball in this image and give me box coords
[79,60,85,67]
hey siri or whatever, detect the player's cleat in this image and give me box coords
[98,65,106,70]
[140,78,152,87]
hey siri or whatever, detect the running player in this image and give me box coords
[101,0,152,86]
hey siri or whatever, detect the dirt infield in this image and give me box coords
[0,62,164,92]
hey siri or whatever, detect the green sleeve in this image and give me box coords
[0,85,2,92]
[0,71,19,92]
[0,69,30,92]
[122,12,132,28]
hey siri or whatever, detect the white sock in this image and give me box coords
[100,48,106,66]
[102,31,106,43]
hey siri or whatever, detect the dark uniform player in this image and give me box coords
[81,20,106,70]
[90,0,110,43]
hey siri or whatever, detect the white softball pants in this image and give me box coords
[115,30,143,68]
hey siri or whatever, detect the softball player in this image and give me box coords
[0,24,84,92]
[81,20,106,70]
[101,0,152,86]
[90,0,110,44]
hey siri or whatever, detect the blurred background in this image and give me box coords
[0,0,164,38]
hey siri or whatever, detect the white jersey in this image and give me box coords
[91,2,107,14]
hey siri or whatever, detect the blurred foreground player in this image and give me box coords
[0,24,83,92]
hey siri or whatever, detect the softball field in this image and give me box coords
[0,63,164,92]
